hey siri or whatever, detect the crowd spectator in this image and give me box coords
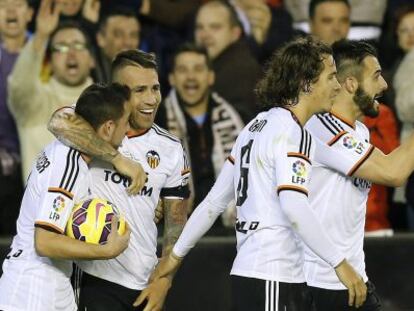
[94,7,141,82]
[157,43,243,218]
[8,0,94,181]
[0,0,33,235]
[308,0,350,46]
[194,0,261,122]
[233,0,294,64]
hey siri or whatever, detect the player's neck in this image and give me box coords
[331,95,358,126]
[288,104,312,126]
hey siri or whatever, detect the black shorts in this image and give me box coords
[310,281,382,311]
[78,272,148,311]
[231,275,312,311]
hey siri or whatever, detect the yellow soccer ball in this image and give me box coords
[66,198,125,244]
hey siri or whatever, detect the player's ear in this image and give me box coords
[344,76,358,94]
[97,120,115,142]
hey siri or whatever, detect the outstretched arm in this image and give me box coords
[48,107,146,195]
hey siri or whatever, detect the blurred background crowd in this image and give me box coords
[1,0,414,237]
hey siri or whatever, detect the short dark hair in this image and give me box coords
[48,20,92,55]
[199,0,242,29]
[309,0,350,19]
[111,49,158,81]
[75,83,131,130]
[255,36,332,108]
[171,42,212,71]
[331,39,377,82]
[99,6,140,33]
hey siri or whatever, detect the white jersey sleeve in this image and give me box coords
[275,126,344,268]
[275,126,313,196]
[160,144,191,199]
[34,147,83,234]
[308,114,374,176]
[173,158,235,258]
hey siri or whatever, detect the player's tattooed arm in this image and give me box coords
[48,107,146,195]
[48,107,119,162]
[162,198,187,256]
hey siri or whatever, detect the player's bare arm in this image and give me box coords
[354,135,414,186]
[133,199,186,310]
[35,216,131,260]
[48,107,146,195]
[162,198,187,256]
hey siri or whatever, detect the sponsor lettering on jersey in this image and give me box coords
[104,170,153,197]
[235,220,260,234]
[146,150,160,169]
[353,177,371,190]
[36,151,50,173]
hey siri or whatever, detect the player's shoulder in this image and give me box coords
[150,124,181,143]
[306,113,348,143]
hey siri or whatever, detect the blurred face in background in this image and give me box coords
[55,0,83,17]
[97,15,140,60]
[397,12,414,53]
[0,0,33,39]
[310,1,350,45]
[169,51,214,107]
[51,28,94,86]
[195,3,241,60]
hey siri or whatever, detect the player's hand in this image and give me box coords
[133,277,171,311]
[36,0,61,37]
[154,200,164,224]
[149,252,183,283]
[103,216,131,258]
[334,259,367,308]
[111,153,147,195]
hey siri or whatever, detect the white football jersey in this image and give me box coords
[7,141,90,276]
[229,108,315,283]
[0,141,90,311]
[304,112,374,290]
[77,124,190,290]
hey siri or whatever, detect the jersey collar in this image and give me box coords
[330,110,355,129]
[127,128,151,139]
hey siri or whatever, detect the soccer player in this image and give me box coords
[0,83,132,311]
[303,40,408,310]
[145,37,367,310]
[48,50,189,311]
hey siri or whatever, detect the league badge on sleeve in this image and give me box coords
[292,160,307,185]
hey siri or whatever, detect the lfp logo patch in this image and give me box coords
[52,195,65,212]
[146,150,160,169]
[343,135,358,149]
[292,160,307,178]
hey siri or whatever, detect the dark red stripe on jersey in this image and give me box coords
[48,187,74,200]
[227,155,235,165]
[327,131,347,146]
[34,221,64,234]
[287,152,311,165]
[277,185,308,196]
[347,144,375,176]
